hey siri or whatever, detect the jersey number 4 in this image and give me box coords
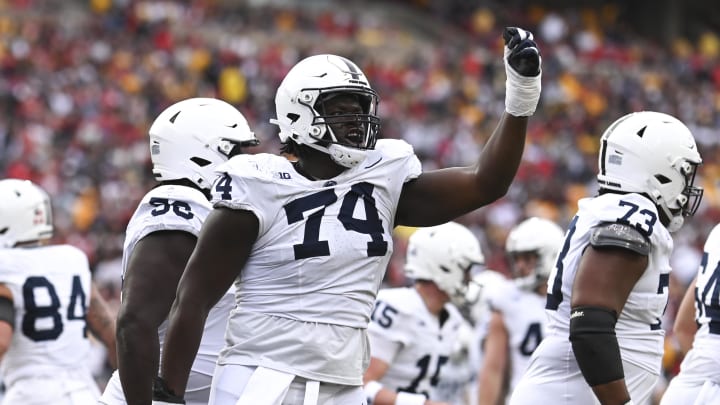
[22,276,87,342]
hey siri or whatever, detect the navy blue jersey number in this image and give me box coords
[618,200,657,237]
[149,197,194,219]
[519,322,543,355]
[370,300,398,328]
[214,173,233,200]
[22,275,87,341]
[398,354,449,397]
[696,252,720,334]
[546,215,578,310]
[650,273,670,330]
[283,182,388,259]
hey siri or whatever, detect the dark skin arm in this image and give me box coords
[160,207,259,396]
[396,113,528,227]
[673,275,698,355]
[87,281,118,369]
[116,231,196,405]
[571,245,649,405]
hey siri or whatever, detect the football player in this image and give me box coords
[476,217,564,405]
[660,222,720,405]
[98,98,258,405]
[155,27,541,405]
[0,179,116,404]
[363,222,484,405]
[509,111,704,405]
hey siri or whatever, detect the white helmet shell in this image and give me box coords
[404,222,485,307]
[597,111,703,232]
[270,54,380,168]
[150,97,258,190]
[0,179,53,248]
[505,217,564,289]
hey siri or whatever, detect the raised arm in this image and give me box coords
[87,281,118,369]
[116,231,196,404]
[396,27,541,227]
[157,207,258,399]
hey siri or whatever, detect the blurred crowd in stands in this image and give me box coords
[1,0,719,393]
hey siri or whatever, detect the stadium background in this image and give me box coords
[1,0,719,400]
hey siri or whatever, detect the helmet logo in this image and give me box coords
[608,154,622,165]
[287,113,300,124]
[33,208,44,225]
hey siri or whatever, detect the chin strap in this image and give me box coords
[328,144,366,168]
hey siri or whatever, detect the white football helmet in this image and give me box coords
[597,111,703,232]
[0,179,53,248]
[149,97,258,190]
[505,217,564,290]
[270,54,380,168]
[404,222,485,307]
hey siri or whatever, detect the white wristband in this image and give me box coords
[364,380,383,402]
[504,47,541,117]
[395,391,426,405]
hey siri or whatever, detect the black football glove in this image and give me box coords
[152,376,186,405]
[502,27,542,116]
[503,27,541,77]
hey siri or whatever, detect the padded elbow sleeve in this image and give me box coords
[569,306,624,386]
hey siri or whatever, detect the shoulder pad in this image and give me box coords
[590,223,651,255]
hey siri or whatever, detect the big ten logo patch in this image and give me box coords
[275,172,291,180]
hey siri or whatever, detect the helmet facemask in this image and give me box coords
[652,159,703,232]
[298,88,380,168]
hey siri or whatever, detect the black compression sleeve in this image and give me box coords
[569,306,624,386]
[0,296,15,329]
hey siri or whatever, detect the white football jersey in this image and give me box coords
[545,192,672,373]
[0,245,93,386]
[660,223,720,405]
[485,278,546,393]
[102,185,235,404]
[433,319,476,405]
[368,287,466,400]
[691,222,720,350]
[212,139,422,385]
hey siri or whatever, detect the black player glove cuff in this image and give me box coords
[152,376,186,404]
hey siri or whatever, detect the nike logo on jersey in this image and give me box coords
[364,157,383,169]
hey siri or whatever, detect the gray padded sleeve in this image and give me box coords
[589,223,652,256]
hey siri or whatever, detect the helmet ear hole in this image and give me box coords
[655,175,671,184]
[190,157,212,167]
